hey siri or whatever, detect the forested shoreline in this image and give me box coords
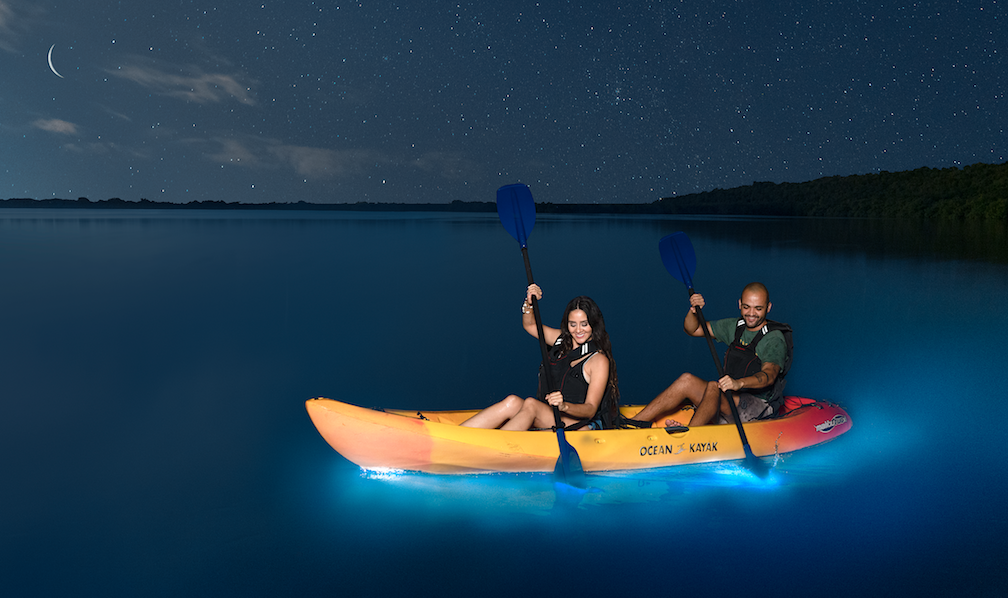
[5,161,1006,223]
[652,161,1007,222]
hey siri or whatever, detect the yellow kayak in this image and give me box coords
[305,396,852,474]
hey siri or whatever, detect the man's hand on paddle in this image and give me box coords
[688,292,705,312]
[684,293,711,338]
[717,375,742,392]
[719,362,781,393]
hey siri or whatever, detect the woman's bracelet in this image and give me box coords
[521,300,532,314]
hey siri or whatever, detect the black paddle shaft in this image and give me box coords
[521,246,564,429]
[689,288,763,468]
[496,183,583,484]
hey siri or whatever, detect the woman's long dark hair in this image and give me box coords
[556,296,620,406]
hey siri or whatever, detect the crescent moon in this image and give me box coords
[47,44,65,79]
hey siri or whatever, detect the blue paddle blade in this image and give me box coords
[496,183,536,248]
[552,428,585,484]
[658,232,697,289]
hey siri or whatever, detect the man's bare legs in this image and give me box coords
[633,373,713,425]
[686,381,727,426]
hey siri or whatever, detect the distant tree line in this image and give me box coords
[4,161,1006,223]
[651,162,1008,223]
[0,197,499,213]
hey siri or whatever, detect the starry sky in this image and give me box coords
[1,1,1004,204]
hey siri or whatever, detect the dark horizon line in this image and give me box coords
[4,160,1006,220]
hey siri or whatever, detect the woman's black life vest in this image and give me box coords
[723,318,793,414]
[536,338,617,429]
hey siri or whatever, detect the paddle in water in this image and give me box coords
[497,183,585,486]
[658,231,770,478]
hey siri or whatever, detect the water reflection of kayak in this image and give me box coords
[305,397,852,474]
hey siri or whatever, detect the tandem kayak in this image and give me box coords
[305,397,852,474]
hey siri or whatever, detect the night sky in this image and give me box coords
[2,1,1004,204]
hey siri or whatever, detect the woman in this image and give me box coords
[461,284,620,430]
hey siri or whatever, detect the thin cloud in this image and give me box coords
[205,137,263,167]
[108,56,255,105]
[62,141,115,155]
[33,118,79,135]
[268,144,384,178]
[97,104,133,122]
[202,135,387,179]
[0,0,34,53]
[202,136,481,183]
[412,151,481,180]
[0,2,12,50]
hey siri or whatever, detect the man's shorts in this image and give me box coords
[716,392,772,424]
[737,392,772,422]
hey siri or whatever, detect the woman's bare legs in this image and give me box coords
[460,394,525,428]
[500,398,558,431]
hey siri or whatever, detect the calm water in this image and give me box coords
[2,209,1006,597]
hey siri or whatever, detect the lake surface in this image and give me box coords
[2,209,1005,597]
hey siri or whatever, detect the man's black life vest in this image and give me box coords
[724,318,793,415]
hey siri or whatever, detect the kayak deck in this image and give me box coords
[305,397,852,474]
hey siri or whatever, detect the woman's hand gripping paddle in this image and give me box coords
[658,232,770,478]
[497,183,585,486]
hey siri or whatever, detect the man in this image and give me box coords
[633,282,788,427]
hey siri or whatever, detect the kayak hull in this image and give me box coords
[305,397,852,474]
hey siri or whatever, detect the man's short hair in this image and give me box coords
[742,282,769,303]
